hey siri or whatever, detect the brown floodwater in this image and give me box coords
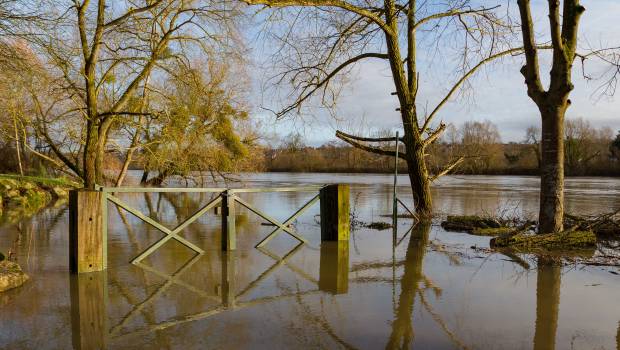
[0,173,619,349]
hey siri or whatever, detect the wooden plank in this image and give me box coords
[170,196,222,234]
[99,186,322,193]
[255,193,319,248]
[106,194,204,263]
[229,186,324,194]
[235,196,308,244]
[69,190,104,273]
[100,187,227,193]
[320,184,350,241]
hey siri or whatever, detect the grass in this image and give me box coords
[0,174,80,188]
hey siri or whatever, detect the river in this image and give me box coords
[1,173,619,349]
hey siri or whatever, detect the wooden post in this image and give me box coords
[221,190,236,251]
[320,184,350,241]
[221,251,236,307]
[70,190,105,273]
[70,271,107,350]
[319,241,349,294]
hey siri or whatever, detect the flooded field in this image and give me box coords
[1,173,619,349]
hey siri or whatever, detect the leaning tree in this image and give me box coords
[243,0,526,217]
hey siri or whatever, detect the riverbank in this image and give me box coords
[0,174,79,223]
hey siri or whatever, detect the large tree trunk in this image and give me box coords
[83,122,99,189]
[405,142,432,217]
[538,103,566,233]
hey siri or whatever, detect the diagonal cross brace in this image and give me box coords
[255,193,320,248]
[107,194,222,264]
[258,246,318,285]
[235,243,304,299]
[234,196,309,245]
[109,254,218,336]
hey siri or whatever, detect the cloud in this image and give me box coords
[252,1,620,146]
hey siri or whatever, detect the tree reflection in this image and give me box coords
[386,221,430,349]
[533,257,561,350]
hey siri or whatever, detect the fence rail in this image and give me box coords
[70,184,350,273]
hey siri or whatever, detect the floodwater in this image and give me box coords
[1,173,619,350]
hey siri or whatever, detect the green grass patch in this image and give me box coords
[0,174,80,188]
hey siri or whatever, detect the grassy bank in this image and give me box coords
[0,174,79,222]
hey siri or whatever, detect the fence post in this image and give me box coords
[221,190,236,251]
[69,190,105,273]
[320,184,350,241]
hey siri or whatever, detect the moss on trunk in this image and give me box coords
[441,215,502,232]
[471,227,516,236]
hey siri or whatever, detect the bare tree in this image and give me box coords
[243,0,522,217]
[524,125,541,169]
[516,0,620,232]
[23,0,241,188]
[458,120,503,173]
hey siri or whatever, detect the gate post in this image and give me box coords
[69,190,105,273]
[221,190,236,251]
[320,184,350,241]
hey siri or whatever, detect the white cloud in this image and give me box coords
[252,1,620,146]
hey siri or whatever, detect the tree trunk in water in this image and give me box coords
[405,142,432,217]
[140,169,150,185]
[538,104,565,233]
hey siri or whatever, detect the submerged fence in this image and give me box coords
[69,184,350,274]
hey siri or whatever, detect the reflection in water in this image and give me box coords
[386,222,430,349]
[2,174,620,349]
[220,251,236,308]
[533,259,561,350]
[70,271,108,350]
[319,241,349,294]
[385,222,468,350]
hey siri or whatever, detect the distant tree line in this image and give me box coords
[266,120,620,177]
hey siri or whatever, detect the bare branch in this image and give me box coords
[336,129,403,142]
[336,130,406,159]
[430,156,464,182]
[104,0,165,28]
[240,0,394,35]
[273,52,388,118]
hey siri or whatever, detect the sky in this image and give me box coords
[249,1,620,146]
